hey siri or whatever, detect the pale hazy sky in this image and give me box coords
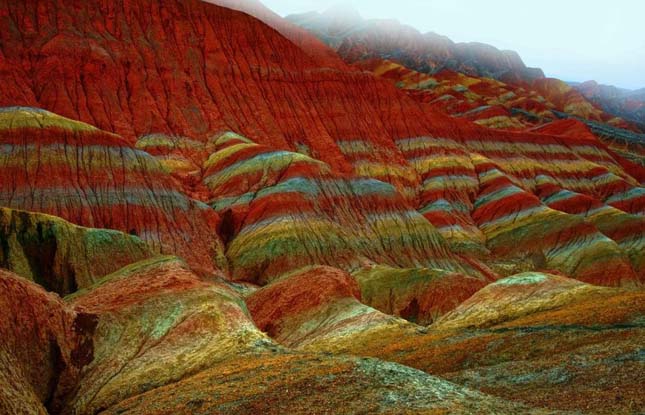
[261,0,645,89]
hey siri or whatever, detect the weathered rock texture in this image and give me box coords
[0,207,152,295]
[1,263,544,415]
[0,270,94,414]
[63,256,267,413]
[0,107,226,275]
[299,272,645,414]
[205,133,488,284]
[0,0,643,413]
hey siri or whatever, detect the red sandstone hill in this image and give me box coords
[286,8,643,136]
[205,0,351,71]
[0,1,644,413]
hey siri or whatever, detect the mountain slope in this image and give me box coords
[0,107,226,275]
[1,0,643,285]
[0,1,643,413]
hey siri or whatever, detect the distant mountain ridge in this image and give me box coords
[286,6,545,84]
[571,80,645,129]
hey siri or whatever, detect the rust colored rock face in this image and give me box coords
[206,0,351,71]
[0,0,429,177]
[0,270,95,414]
[0,0,643,413]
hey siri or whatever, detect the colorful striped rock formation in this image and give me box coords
[0,0,643,413]
[356,59,637,133]
[205,133,490,285]
[0,107,226,276]
[395,129,643,285]
[287,10,639,131]
[574,80,645,128]
[357,59,551,129]
[530,119,645,183]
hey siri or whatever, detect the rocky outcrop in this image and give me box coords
[531,78,606,122]
[0,270,95,414]
[0,207,153,295]
[62,256,267,413]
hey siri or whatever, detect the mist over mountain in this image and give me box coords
[286,6,545,84]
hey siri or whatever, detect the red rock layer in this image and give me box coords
[0,270,95,414]
[205,133,485,284]
[0,0,643,287]
[205,0,350,71]
[0,107,225,275]
[0,0,430,182]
